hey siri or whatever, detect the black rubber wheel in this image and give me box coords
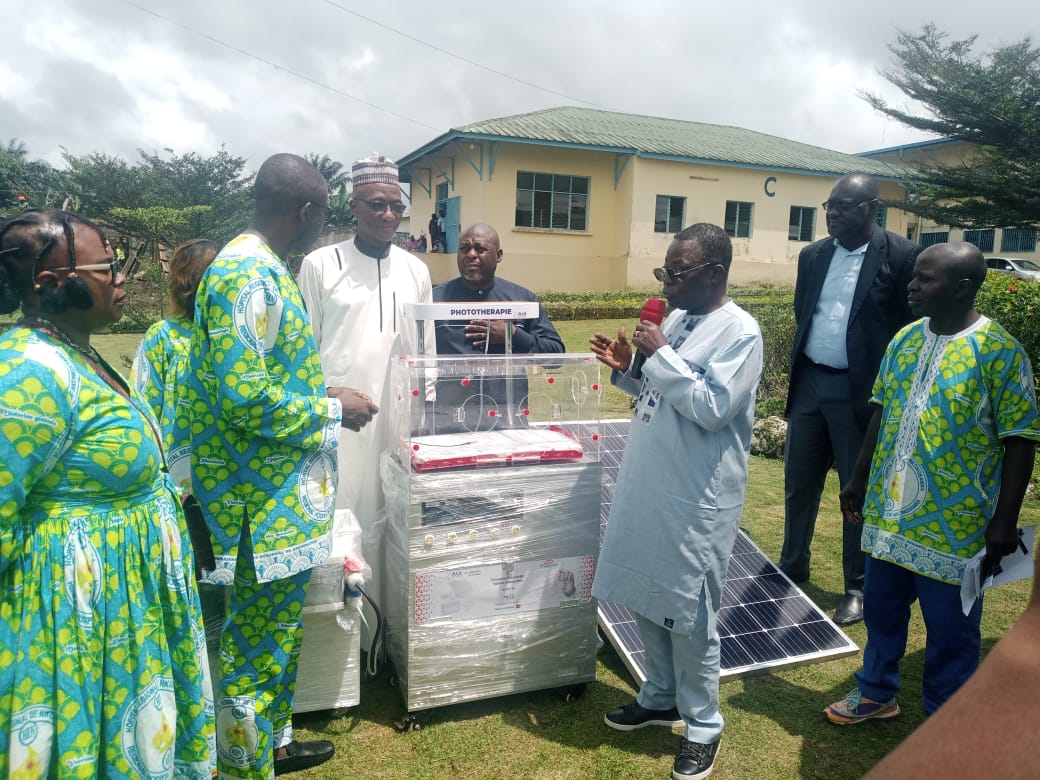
[563,683,587,702]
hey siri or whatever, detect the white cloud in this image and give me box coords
[4,0,1035,171]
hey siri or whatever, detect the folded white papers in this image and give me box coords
[959,525,1035,615]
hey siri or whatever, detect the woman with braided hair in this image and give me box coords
[0,209,215,778]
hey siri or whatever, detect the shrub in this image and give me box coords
[975,274,1040,373]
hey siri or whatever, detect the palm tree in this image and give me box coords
[304,153,355,231]
[305,153,350,197]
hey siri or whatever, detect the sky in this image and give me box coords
[4,0,1037,175]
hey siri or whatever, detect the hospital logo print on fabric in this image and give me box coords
[120,675,178,779]
[216,697,260,769]
[9,705,55,778]
[298,450,337,520]
[232,277,282,356]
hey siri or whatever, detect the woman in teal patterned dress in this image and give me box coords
[131,238,219,498]
[0,210,215,778]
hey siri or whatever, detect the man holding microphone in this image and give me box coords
[590,223,763,780]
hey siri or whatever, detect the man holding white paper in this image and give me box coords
[827,242,1040,726]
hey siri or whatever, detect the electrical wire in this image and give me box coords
[320,0,604,108]
[117,0,442,132]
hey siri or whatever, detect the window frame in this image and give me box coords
[963,228,996,253]
[788,206,816,242]
[514,171,590,232]
[920,231,950,248]
[1000,228,1038,253]
[724,200,754,238]
[654,195,686,234]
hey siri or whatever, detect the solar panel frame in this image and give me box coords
[587,419,858,685]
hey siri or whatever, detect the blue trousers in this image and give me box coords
[635,605,723,744]
[856,555,982,714]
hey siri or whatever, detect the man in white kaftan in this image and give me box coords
[590,223,762,780]
[298,154,434,643]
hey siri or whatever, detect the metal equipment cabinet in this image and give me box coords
[381,351,602,715]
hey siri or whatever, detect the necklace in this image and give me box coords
[19,316,106,365]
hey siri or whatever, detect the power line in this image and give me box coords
[117,0,443,133]
[320,0,604,108]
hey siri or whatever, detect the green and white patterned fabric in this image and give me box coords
[0,326,215,778]
[183,233,342,585]
[862,316,1040,584]
[131,315,194,496]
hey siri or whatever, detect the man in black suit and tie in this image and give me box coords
[779,172,921,626]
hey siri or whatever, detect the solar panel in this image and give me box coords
[588,418,858,684]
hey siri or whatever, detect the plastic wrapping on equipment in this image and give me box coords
[294,508,367,713]
[381,352,602,713]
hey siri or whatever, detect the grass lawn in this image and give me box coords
[93,326,1038,780]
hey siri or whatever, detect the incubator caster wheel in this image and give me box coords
[394,713,422,732]
[563,683,587,703]
[387,674,398,688]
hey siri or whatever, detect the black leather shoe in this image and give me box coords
[274,740,335,775]
[833,593,864,626]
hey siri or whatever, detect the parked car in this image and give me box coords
[986,257,1040,280]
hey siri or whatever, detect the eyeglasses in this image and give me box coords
[71,259,126,278]
[356,198,406,216]
[652,262,712,283]
[822,198,877,212]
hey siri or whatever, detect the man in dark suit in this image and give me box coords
[779,172,921,626]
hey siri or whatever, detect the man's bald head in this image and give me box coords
[457,223,503,290]
[834,173,880,201]
[462,223,500,249]
[920,241,987,291]
[254,153,328,218]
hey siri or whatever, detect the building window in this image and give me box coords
[788,206,815,242]
[875,204,888,229]
[515,172,589,231]
[963,229,995,253]
[654,195,685,234]
[1001,228,1038,253]
[724,201,753,238]
[435,182,448,216]
[920,231,949,247]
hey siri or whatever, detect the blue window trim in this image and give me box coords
[655,195,685,234]
[725,201,753,238]
[515,171,590,231]
[788,206,815,242]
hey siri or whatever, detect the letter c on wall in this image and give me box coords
[764,176,776,197]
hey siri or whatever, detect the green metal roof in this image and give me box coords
[398,106,904,179]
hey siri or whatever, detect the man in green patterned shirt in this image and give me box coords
[186,153,357,777]
[826,241,1040,726]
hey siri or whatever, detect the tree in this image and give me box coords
[861,26,1040,228]
[0,139,66,214]
[305,152,355,231]
[135,147,252,244]
[109,205,213,260]
[63,147,252,246]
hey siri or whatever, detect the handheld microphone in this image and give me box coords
[630,297,666,380]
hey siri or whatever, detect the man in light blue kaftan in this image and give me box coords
[182,155,352,778]
[591,223,762,780]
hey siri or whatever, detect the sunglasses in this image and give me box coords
[652,262,712,283]
[356,198,407,216]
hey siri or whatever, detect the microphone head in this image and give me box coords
[639,297,666,325]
